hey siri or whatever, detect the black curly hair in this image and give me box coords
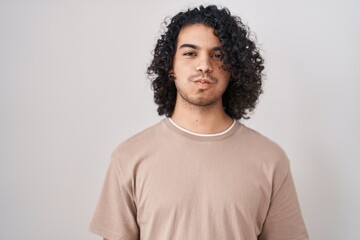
[147,5,264,120]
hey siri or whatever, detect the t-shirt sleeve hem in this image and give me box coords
[89,224,130,240]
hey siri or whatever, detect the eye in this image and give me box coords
[211,53,223,60]
[183,52,196,57]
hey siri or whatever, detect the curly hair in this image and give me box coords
[147,5,264,120]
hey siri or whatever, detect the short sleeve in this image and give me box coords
[259,162,309,240]
[89,153,139,240]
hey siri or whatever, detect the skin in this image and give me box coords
[103,23,233,240]
[170,23,233,134]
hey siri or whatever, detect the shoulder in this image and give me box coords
[238,123,290,168]
[112,120,163,156]
[109,120,168,169]
[241,125,283,150]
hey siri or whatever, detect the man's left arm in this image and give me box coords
[259,164,309,240]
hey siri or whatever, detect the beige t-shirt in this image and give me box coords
[89,118,308,240]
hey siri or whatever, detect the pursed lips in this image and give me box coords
[193,78,213,88]
[194,78,213,84]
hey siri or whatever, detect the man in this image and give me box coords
[90,5,308,240]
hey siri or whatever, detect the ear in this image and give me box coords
[168,69,176,80]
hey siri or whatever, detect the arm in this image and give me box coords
[259,170,308,239]
[89,152,139,240]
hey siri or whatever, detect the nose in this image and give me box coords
[196,55,212,73]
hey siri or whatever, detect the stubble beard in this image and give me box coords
[176,88,223,109]
[174,73,227,109]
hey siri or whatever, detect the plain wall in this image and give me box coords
[1,0,359,239]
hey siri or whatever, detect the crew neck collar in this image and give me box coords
[163,118,241,141]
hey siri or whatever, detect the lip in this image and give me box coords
[194,79,212,89]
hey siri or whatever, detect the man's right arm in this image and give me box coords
[90,152,139,240]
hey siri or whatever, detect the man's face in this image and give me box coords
[172,23,231,108]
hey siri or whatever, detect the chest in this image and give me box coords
[133,147,273,227]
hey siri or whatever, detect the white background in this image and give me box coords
[1,0,359,239]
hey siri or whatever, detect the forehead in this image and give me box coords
[176,23,221,48]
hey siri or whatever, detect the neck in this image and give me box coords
[171,100,234,134]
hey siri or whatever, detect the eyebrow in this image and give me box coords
[179,44,221,51]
